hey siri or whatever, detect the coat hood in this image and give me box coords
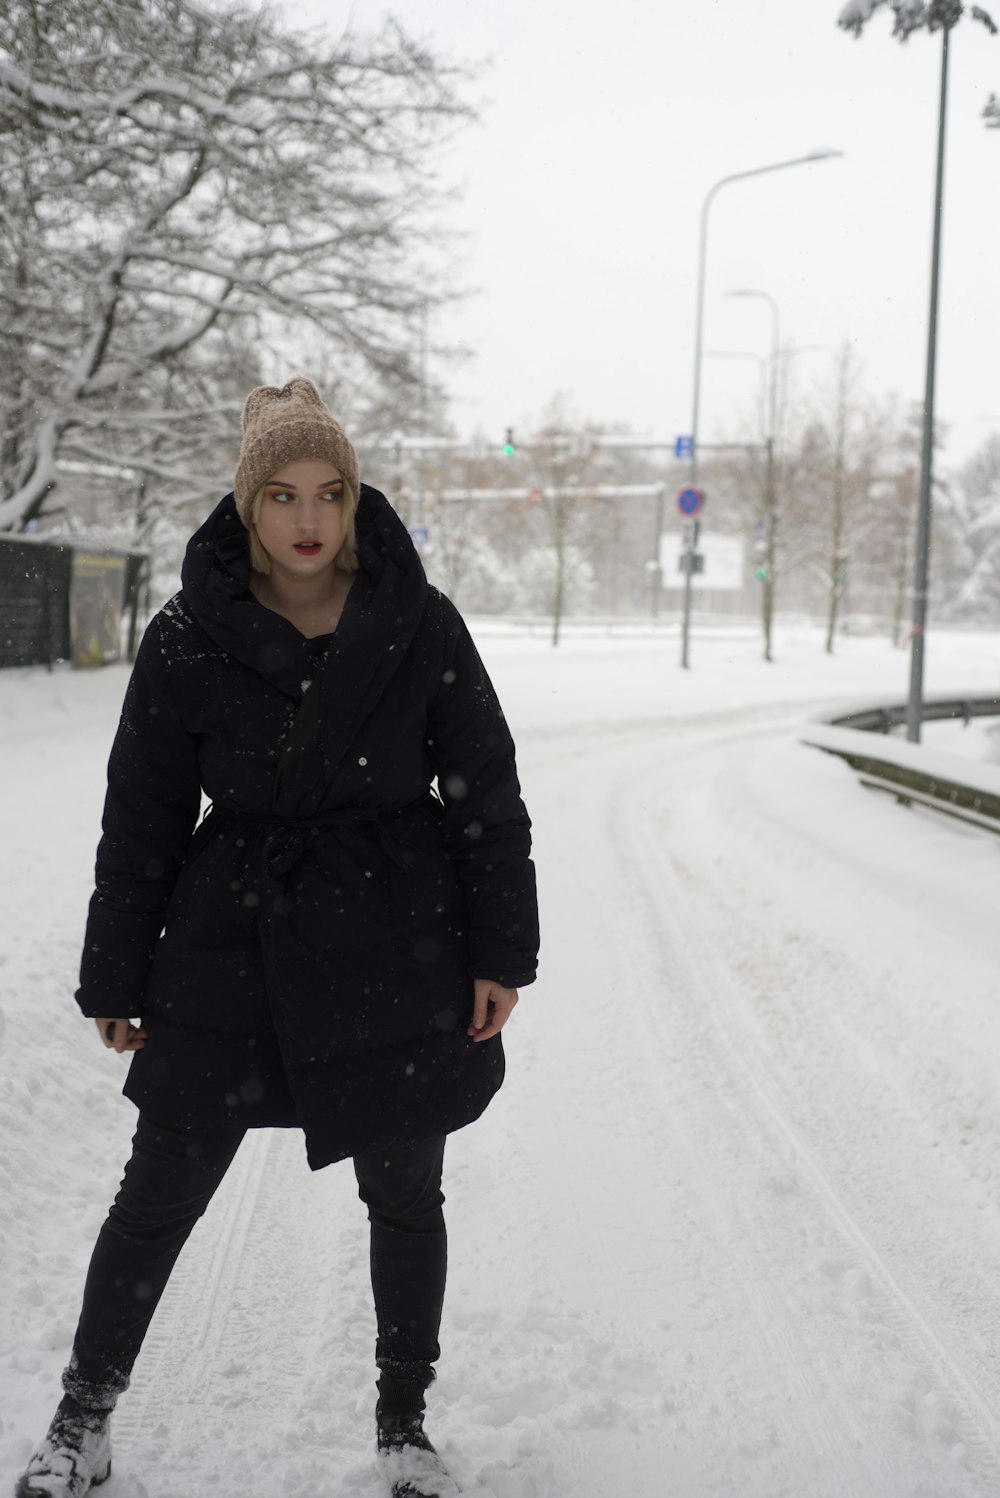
[180,484,428,703]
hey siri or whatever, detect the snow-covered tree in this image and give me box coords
[795,345,889,653]
[523,400,604,646]
[839,2,996,40]
[940,434,1000,618]
[413,450,507,609]
[514,544,597,622]
[738,350,812,662]
[851,399,936,645]
[429,525,524,616]
[0,0,469,531]
[839,4,999,129]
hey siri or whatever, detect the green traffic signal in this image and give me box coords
[503,427,515,457]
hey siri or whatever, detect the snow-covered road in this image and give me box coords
[3,622,1000,1497]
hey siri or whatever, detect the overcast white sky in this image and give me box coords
[285,0,999,469]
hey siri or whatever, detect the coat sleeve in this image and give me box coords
[425,599,539,989]
[76,617,202,1018]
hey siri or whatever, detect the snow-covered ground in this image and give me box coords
[3,619,1000,1498]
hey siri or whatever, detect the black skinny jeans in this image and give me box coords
[63,1115,447,1412]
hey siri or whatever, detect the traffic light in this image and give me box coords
[502,427,515,457]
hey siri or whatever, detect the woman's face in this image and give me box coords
[254,459,346,580]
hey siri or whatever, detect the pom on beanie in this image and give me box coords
[233,377,359,527]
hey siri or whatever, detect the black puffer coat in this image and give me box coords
[76,487,538,1169]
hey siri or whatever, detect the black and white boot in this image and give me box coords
[376,1372,460,1498]
[377,1412,460,1498]
[15,1396,112,1498]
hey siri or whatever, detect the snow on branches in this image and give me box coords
[838,0,997,35]
[0,0,471,531]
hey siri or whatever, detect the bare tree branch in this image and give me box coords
[838,0,996,36]
[0,0,473,529]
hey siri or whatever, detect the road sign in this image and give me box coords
[409,525,429,549]
[677,486,704,516]
[662,532,745,591]
[674,435,694,459]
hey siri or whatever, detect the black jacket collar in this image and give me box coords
[180,484,429,713]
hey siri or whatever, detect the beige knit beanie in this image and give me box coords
[233,377,360,527]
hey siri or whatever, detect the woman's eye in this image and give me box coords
[268,490,294,503]
[321,490,343,503]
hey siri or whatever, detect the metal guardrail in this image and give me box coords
[829,696,1000,733]
[801,697,1000,835]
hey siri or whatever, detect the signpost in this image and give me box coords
[678,488,705,663]
[662,532,744,590]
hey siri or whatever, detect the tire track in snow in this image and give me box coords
[107,1127,390,1498]
[110,1129,274,1459]
[99,1118,506,1497]
[514,715,881,1494]
[607,718,1000,1493]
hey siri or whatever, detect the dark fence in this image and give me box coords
[0,537,72,669]
[0,537,147,670]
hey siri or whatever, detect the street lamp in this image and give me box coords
[837,3,998,740]
[681,149,843,669]
[907,24,948,743]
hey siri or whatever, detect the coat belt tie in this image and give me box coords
[204,795,437,881]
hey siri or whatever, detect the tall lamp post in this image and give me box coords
[906,22,948,742]
[682,149,842,668]
[837,4,1000,738]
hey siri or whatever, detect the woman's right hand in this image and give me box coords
[96,1018,148,1053]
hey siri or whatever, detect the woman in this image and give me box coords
[17,378,539,1498]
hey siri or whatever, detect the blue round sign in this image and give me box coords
[677,486,705,516]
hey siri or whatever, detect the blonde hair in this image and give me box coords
[248,479,360,576]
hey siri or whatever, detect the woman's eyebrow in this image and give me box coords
[264,477,342,491]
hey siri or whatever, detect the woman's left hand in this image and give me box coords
[468,978,518,1042]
